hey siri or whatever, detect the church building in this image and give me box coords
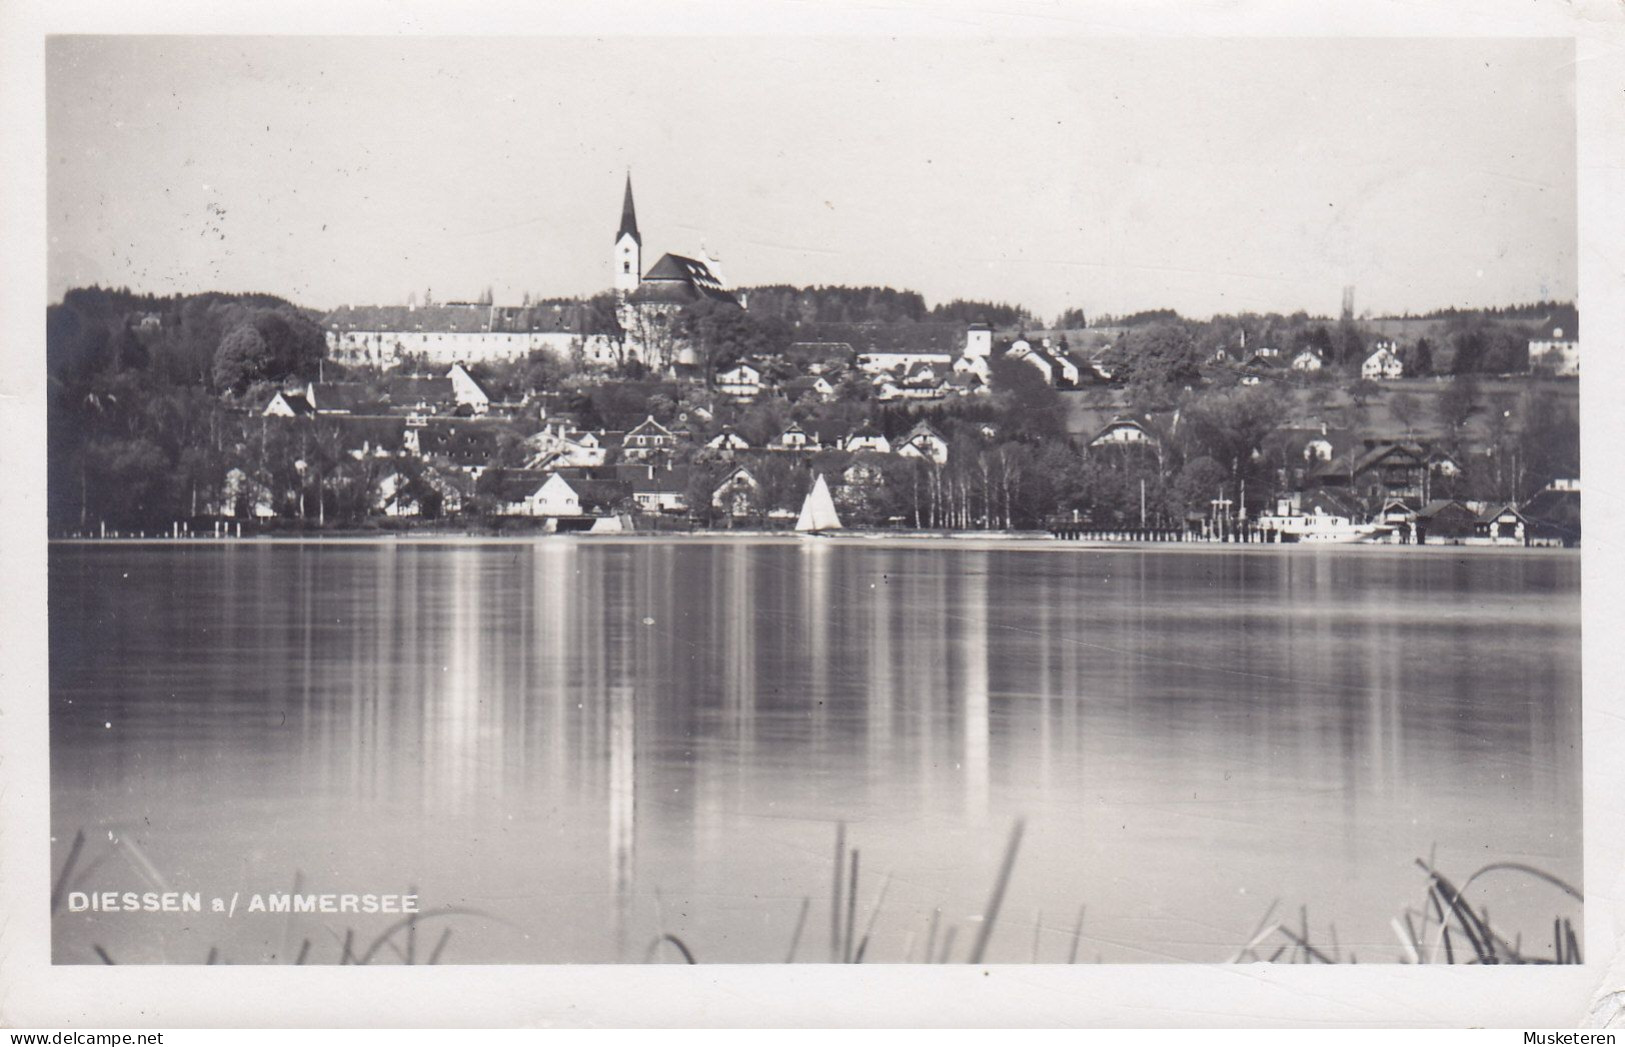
[591,175,743,371]
[322,174,740,373]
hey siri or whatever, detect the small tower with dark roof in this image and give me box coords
[614,173,642,295]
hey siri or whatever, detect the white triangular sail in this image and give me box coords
[795,473,843,532]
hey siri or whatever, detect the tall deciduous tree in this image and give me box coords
[1101,321,1203,402]
[1437,374,1479,438]
[212,323,270,393]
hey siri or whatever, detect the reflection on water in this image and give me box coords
[49,540,1581,964]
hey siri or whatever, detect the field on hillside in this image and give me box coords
[1060,375,1577,444]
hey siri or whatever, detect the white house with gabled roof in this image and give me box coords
[843,425,892,454]
[1361,344,1404,380]
[622,416,677,459]
[445,362,491,414]
[772,421,815,451]
[716,362,762,400]
[896,421,950,465]
[1290,349,1325,372]
[704,426,751,455]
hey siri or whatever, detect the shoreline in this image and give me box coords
[48,531,1576,554]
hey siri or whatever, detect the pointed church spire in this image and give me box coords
[617,173,641,246]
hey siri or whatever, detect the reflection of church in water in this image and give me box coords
[589,174,745,371]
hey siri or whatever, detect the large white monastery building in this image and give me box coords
[322,175,740,371]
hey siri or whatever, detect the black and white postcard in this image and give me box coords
[2,0,1622,1029]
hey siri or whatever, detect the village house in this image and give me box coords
[1348,443,1430,505]
[1302,431,1337,463]
[262,390,313,418]
[858,347,955,375]
[1260,423,1361,491]
[305,381,382,415]
[620,416,678,460]
[385,376,457,416]
[842,424,892,455]
[875,373,947,402]
[330,416,408,460]
[840,458,887,489]
[376,473,417,518]
[1377,499,1419,543]
[1427,449,1463,480]
[526,423,613,469]
[1006,338,1081,387]
[1361,342,1405,380]
[1474,503,1528,545]
[375,469,465,518]
[1521,478,1580,546]
[1311,441,1439,508]
[895,421,950,465]
[716,362,763,400]
[1528,326,1579,377]
[1413,499,1479,544]
[847,324,968,377]
[782,375,836,404]
[616,463,691,514]
[1238,352,1285,385]
[771,421,816,451]
[711,465,760,518]
[703,426,751,457]
[879,359,952,400]
[406,419,507,478]
[552,476,635,518]
[953,352,993,383]
[1089,415,1159,451]
[446,363,491,415]
[495,472,632,517]
[790,342,858,374]
[1290,348,1325,372]
[489,470,555,516]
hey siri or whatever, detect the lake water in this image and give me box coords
[49,539,1581,965]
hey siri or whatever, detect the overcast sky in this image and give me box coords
[47,35,1574,321]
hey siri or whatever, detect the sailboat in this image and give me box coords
[794,473,843,535]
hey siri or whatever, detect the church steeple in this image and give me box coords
[614,173,642,294]
[617,174,641,247]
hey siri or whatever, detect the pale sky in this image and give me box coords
[47,35,1575,321]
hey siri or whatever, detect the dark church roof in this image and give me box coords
[631,253,739,306]
[617,175,641,246]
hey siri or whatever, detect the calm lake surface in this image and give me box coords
[49,539,1581,964]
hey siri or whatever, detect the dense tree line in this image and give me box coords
[1092,308,1184,328]
[739,284,930,324]
[926,299,1034,327]
[1377,300,1577,330]
[49,287,329,531]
